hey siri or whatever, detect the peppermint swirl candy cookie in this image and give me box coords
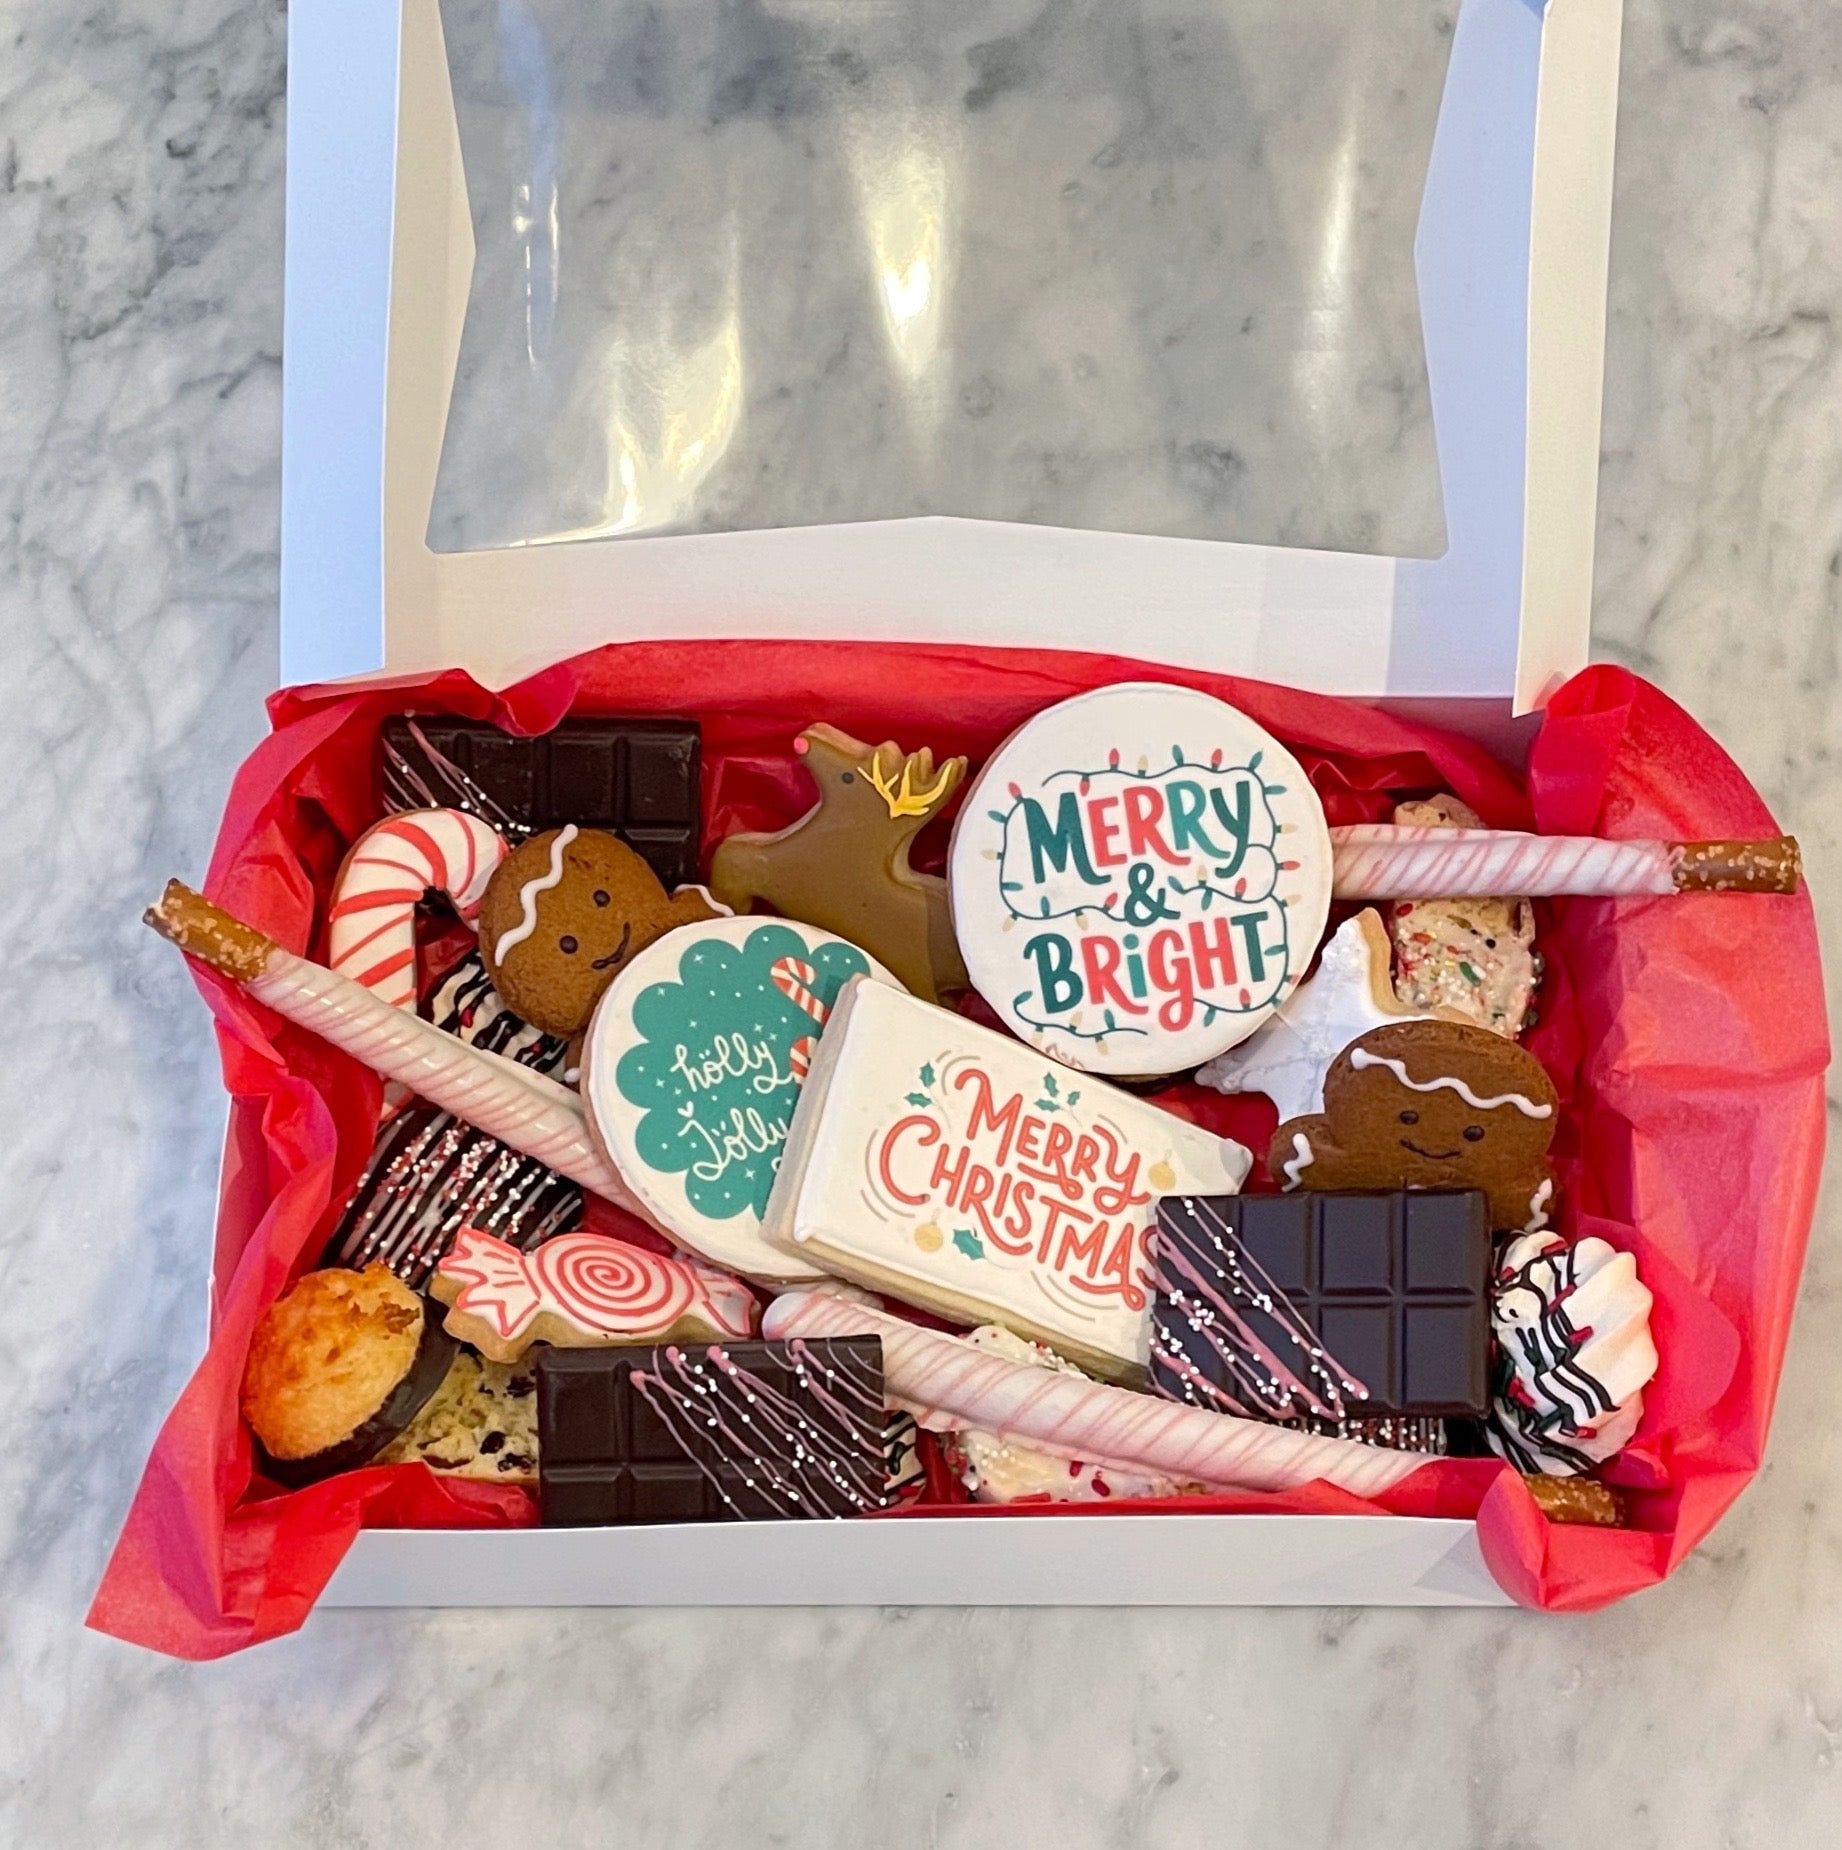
[431,1228,758,1363]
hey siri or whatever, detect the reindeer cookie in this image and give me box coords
[1269,1018,1558,1232]
[709,725,966,1002]
[478,827,721,1037]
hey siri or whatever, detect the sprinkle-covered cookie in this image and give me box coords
[1385,795,1539,1038]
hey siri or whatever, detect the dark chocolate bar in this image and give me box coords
[322,952,581,1286]
[1151,1190,1490,1429]
[324,1102,584,1288]
[381,716,702,888]
[537,1338,887,1525]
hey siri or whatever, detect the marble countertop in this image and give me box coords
[3,0,1837,1843]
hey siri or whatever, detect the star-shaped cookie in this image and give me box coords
[1196,910,1446,1121]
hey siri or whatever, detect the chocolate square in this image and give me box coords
[1319,1193,1395,1290]
[1239,1192,1311,1291]
[1401,1305,1479,1405]
[1316,1302,1394,1390]
[381,716,702,889]
[1403,1192,1477,1290]
[623,729,699,825]
[1150,1189,1491,1425]
[536,1338,888,1526]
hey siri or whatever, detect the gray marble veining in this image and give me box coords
[429,0,1450,556]
[1,0,1839,1845]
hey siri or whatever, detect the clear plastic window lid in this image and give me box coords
[428,0,1453,558]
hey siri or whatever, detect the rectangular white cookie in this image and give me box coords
[764,980,1251,1381]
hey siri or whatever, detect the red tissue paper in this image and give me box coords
[88,644,1827,1657]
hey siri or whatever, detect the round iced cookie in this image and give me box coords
[948,682,1333,1076]
[581,917,901,1281]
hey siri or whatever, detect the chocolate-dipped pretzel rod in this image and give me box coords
[145,880,640,1215]
[762,1289,1428,1499]
[1329,826,1800,900]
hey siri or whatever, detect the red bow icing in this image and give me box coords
[438,1228,547,1339]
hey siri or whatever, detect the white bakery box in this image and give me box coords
[267,0,1625,1607]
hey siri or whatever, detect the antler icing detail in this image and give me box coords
[865,745,956,819]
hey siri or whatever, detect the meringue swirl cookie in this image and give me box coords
[1488,1231,1658,1476]
[948,683,1333,1075]
[581,917,901,1281]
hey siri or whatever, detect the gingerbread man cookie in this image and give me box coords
[478,827,721,1038]
[1269,1019,1558,1231]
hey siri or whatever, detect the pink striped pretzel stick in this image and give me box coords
[1330,825,1802,900]
[762,1289,1428,1499]
[146,882,648,1219]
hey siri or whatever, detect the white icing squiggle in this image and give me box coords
[1281,1132,1315,1188]
[1348,1047,1553,1119]
[492,824,578,961]
[1523,1176,1555,1232]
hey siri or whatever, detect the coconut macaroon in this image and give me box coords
[241,1264,455,1481]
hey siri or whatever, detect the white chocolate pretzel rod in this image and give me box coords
[762,1289,1428,1500]
[1329,826,1801,899]
[145,881,641,1217]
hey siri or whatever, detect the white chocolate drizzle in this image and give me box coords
[1347,1047,1552,1119]
[492,824,578,961]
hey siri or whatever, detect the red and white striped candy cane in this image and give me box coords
[328,809,508,1010]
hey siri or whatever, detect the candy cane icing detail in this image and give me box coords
[1347,1047,1553,1118]
[491,824,579,961]
[770,956,832,1028]
[328,809,509,1009]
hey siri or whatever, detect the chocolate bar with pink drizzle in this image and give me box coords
[1150,1191,1491,1438]
[535,1338,888,1525]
